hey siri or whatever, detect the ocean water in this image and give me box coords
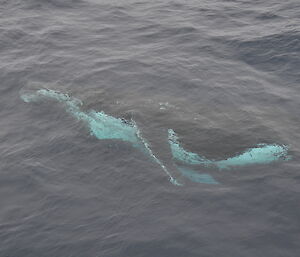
[1,0,300,256]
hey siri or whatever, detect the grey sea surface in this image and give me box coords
[1,0,300,256]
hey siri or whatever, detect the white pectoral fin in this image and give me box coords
[168,129,291,169]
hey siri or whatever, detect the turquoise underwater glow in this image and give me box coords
[21,89,291,186]
[22,89,139,143]
[21,89,180,185]
[176,165,219,184]
[168,129,290,184]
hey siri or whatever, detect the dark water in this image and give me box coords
[1,0,300,256]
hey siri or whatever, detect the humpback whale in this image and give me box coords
[21,89,181,185]
[21,89,291,186]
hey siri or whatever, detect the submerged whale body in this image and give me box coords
[21,89,291,186]
[176,165,219,184]
[21,89,181,185]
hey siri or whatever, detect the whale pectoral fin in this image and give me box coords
[168,129,290,169]
[215,144,291,169]
[168,129,212,166]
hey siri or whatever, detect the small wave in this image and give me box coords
[11,0,86,9]
[224,31,300,81]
